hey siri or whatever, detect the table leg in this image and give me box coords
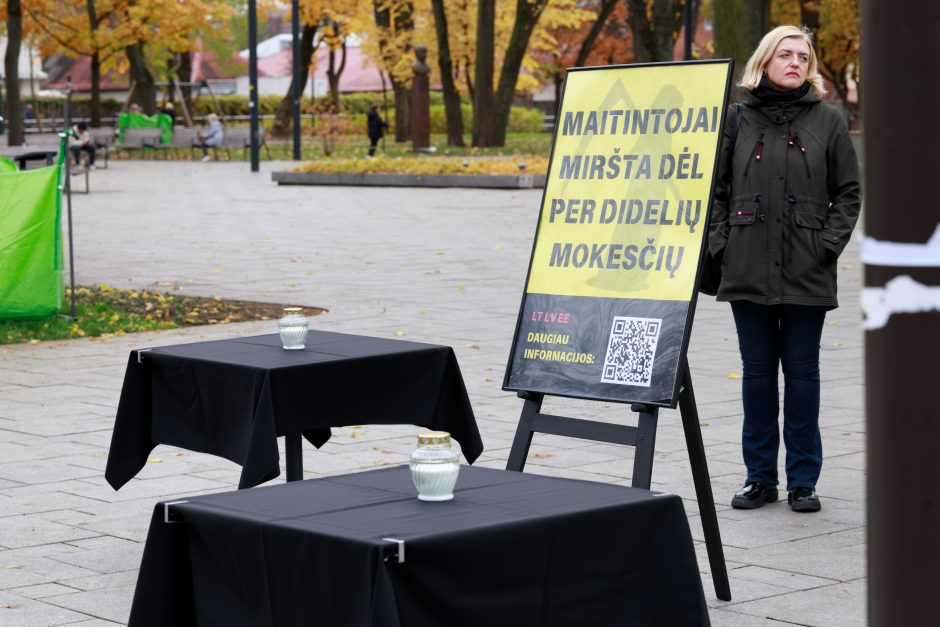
[286,433,303,481]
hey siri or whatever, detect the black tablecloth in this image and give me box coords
[130,465,708,627]
[106,332,483,490]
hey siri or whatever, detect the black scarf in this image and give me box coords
[753,75,811,102]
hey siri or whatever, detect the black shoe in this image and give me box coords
[731,483,778,509]
[788,487,821,512]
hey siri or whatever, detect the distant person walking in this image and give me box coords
[196,113,224,162]
[366,105,388,157]
[709,25,861,513]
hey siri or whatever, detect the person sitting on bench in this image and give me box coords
[196,113,224,161]
[69,123,96,169]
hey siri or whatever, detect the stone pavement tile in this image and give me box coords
[7,582,78,599]
[0,591,93,626]
[60,537,135,552]
[3,414,117,438]
[62,620,123,626]
[726,528,866,582]
[44,542,143,576]
[0,459,103,486]
[0,430,104,457]
[817,466,865,502]
[0,486,108,518]
[0,516,99,550]
[66,474,230,503]
[42,585,136,625]
[0,547,98,589]
[722,579,866,627]
[826,451,865,471]
[708,607,794,626]
[688,510,854,550]
[723,564,839,590]
[59,570,138,592]
[32,504,159,544]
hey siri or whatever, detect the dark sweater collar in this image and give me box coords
[752,75,811,102]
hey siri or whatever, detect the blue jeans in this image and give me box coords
[730,301,826,490]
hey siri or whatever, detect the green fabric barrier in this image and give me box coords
[0,156,17,172]
[0,137,66,319]
[118,112,173,144]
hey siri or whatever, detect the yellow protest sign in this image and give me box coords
[505,61,732,406]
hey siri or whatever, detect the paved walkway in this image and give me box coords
[0,161,866,625]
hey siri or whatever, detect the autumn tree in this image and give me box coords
[532,1,631,112]
[107,0,232,114]
[270,23,318,137]
[780,0,859,117]
[24,0,125,126]
[369,0,414,141]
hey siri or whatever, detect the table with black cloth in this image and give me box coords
[106,332,483,490]
[130,465,708,627]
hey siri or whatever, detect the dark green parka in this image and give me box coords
[708,89,861,308]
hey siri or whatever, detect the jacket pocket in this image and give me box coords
[787,209,835,296]
[793,210,825,265]
[724,198,761,261]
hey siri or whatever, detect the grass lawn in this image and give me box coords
[0,285,324,345]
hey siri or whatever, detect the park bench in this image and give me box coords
[1,133,62,169]
[114,128,164,159]
[156,127,199,159]
[196,127,271,161]
[0,133,89,193]
[88,127,115,168]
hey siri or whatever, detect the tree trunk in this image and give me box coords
[798,0,820,36]
[430,0,465,146]
[626,0,683,62]
[327,37,346,114]
[85,0,102,127]
[89,51,102,127]
[491,0,548,146]
[574,0,619,67]
[393,81,409,142]
[713,0,770,95]
[271,24,317,137]
[472,0,495,146]
[126,43,156,114]
[4,0,24,146]
[177,51,193,124]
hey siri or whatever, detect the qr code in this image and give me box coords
[601,317,662,387]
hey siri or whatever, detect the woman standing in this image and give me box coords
[709,26,861,512]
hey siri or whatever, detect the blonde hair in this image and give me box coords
[208,113,219,122]
[738,25,827,97]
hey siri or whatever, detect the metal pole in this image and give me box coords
[683,0,694,61]
[864,2,940,624]
[248,0,260,172]
[64,76,76,320]
[291,0,301,160]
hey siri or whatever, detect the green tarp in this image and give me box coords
[0,143,65,319]
[118,112,173,144]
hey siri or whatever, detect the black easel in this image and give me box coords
[506,355,731,602]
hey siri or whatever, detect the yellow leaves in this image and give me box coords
[727,373,742,379]
[296,155,549,176]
